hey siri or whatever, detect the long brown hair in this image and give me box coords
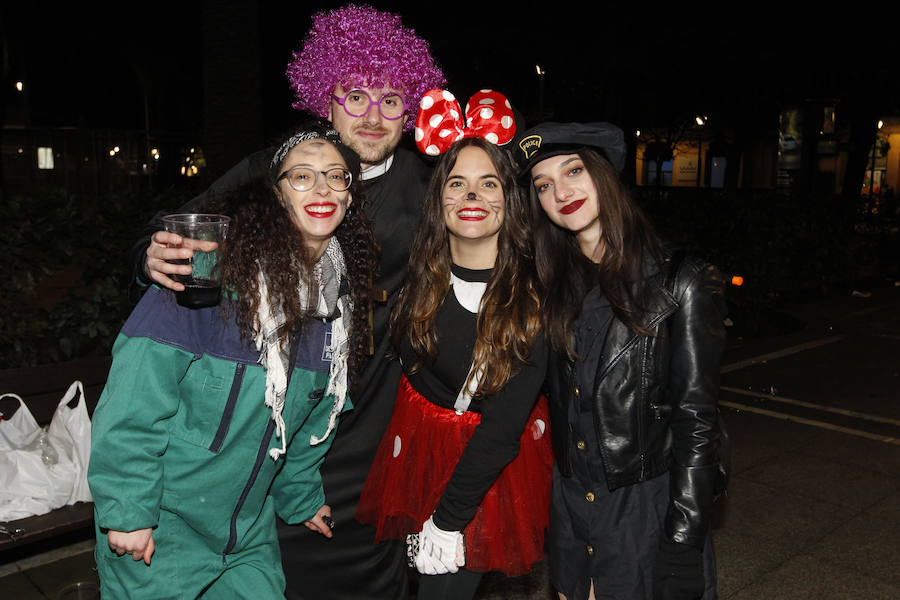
[391,138,541,396]
[531,148,661,358]
[214,127,378,379]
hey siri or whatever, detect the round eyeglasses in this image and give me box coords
[331,89,407,120]
[277,167,352,192]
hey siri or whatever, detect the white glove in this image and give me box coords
[414,515,465,575]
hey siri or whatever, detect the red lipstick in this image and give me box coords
[560,198,585,215]
[305,203,338,218]
[457,208,489,221]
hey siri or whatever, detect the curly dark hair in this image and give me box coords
[212,125,378,379]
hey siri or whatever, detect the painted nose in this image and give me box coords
[466,192,477,201]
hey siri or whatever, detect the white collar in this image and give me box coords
[449,272,487,314]
[360,154,394,181]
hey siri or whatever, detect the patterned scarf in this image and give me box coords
[254,236,351,460]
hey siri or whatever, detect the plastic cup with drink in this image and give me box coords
[161,214,231,309]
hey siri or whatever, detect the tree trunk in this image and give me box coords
[201,1,263,184]
[839,100,876,203]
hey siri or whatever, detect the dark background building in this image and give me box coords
[1,1,898,368]
[3,2,898,196]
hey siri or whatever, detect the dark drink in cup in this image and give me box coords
[175,277,222,309]
[162,214,230,310]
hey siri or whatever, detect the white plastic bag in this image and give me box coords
[0,381,93,521]
[0,393,40,449]
[47,381,93,505]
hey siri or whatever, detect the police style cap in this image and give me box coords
[515,122,626,175]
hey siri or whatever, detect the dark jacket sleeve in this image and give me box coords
[664,259,727,547]
[128,149,272,300]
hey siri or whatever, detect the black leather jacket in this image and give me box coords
[545,249,727,548]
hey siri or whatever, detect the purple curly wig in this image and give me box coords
[286,4,446,132]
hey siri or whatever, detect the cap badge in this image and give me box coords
[518,135,543,159]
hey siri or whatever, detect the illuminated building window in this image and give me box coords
[647,160,673,186]
[37,147,55,170]
[710,157,727,188]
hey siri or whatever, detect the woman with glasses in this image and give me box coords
[355,90,553,600]
[88,120,378,599]
[125,7,446,599]
[515,122,726,600]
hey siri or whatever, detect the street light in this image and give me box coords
[869,119,884,199]
[536,65,546,116]
[695,116,707,188]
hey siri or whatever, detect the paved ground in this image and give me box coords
[705,282,900,599]
[3,283,899,599]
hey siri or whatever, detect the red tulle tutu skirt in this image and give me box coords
[356,375,553,576]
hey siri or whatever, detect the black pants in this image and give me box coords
[279,354,408,600]
[416,569,484,600]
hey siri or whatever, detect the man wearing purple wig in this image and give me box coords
[129,5,445,599]
[286,4,443,169]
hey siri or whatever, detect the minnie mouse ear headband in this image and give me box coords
[270,121,362,184]
[515,121,626,175]
[415,89,516,156]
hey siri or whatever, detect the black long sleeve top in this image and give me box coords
[400,264,548,531]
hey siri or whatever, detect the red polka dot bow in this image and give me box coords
[414,89,516,156]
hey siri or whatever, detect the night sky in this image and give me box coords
[4,2,898,142]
